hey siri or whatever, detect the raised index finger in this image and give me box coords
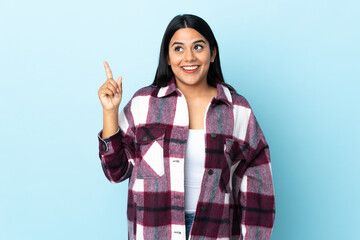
[104,61,113,80]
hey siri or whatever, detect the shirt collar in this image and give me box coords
[157,76,233,107]
[157,76,178,97]
[215,81,233,106]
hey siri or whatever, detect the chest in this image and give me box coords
[186,97,213,129]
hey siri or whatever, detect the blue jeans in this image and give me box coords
[185,212,195,240]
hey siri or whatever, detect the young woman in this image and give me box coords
[97,14,275,240]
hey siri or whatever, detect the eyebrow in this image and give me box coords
[171,39,207,47]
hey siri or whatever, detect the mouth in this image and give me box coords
[181,65,199,73]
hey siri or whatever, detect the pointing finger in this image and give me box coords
[104,61,113,80]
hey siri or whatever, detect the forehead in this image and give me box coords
[169,28,208,44]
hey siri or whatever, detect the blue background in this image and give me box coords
[1,0,359,239]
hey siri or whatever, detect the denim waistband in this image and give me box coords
[185,212,195,239]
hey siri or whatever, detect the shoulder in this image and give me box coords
[222,84,252,110]
[231,92,251,109]
[122,84,161,114]
[131,84,158,98]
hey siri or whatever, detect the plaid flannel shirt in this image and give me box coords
[98,78,275,240]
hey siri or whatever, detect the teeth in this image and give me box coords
[182,66,199,70]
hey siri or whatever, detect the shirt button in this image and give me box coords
[142,136,148,142]
[201,206,207,212]
[208,169,214,175]
[211,133,217,138]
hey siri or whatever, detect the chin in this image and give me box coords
[179,80,206,88]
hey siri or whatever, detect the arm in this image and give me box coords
[237,112,275,239]
[98,105,136,183]
[97,61,135,183]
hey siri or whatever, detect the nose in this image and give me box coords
[184,49,196,62]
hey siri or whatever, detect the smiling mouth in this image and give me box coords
[181,65,199,72]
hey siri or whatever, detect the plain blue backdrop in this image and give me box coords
[1,0,359,239]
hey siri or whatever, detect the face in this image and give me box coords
[167,28,216,88]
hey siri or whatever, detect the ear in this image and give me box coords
[167,55,170,66]
[210,47,217,63]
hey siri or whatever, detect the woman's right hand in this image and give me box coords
[98,61,122,111]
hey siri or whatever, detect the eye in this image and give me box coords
[194,44,204,51]
[174,46,183,52]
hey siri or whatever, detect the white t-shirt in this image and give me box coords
[184,129,206,213]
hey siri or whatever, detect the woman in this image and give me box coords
[97,14,275,240]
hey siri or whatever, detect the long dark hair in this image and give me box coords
[153,14,235,92]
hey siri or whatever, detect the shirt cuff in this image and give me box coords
[98,127,121,154]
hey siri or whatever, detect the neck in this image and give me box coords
[175,79,215,99]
